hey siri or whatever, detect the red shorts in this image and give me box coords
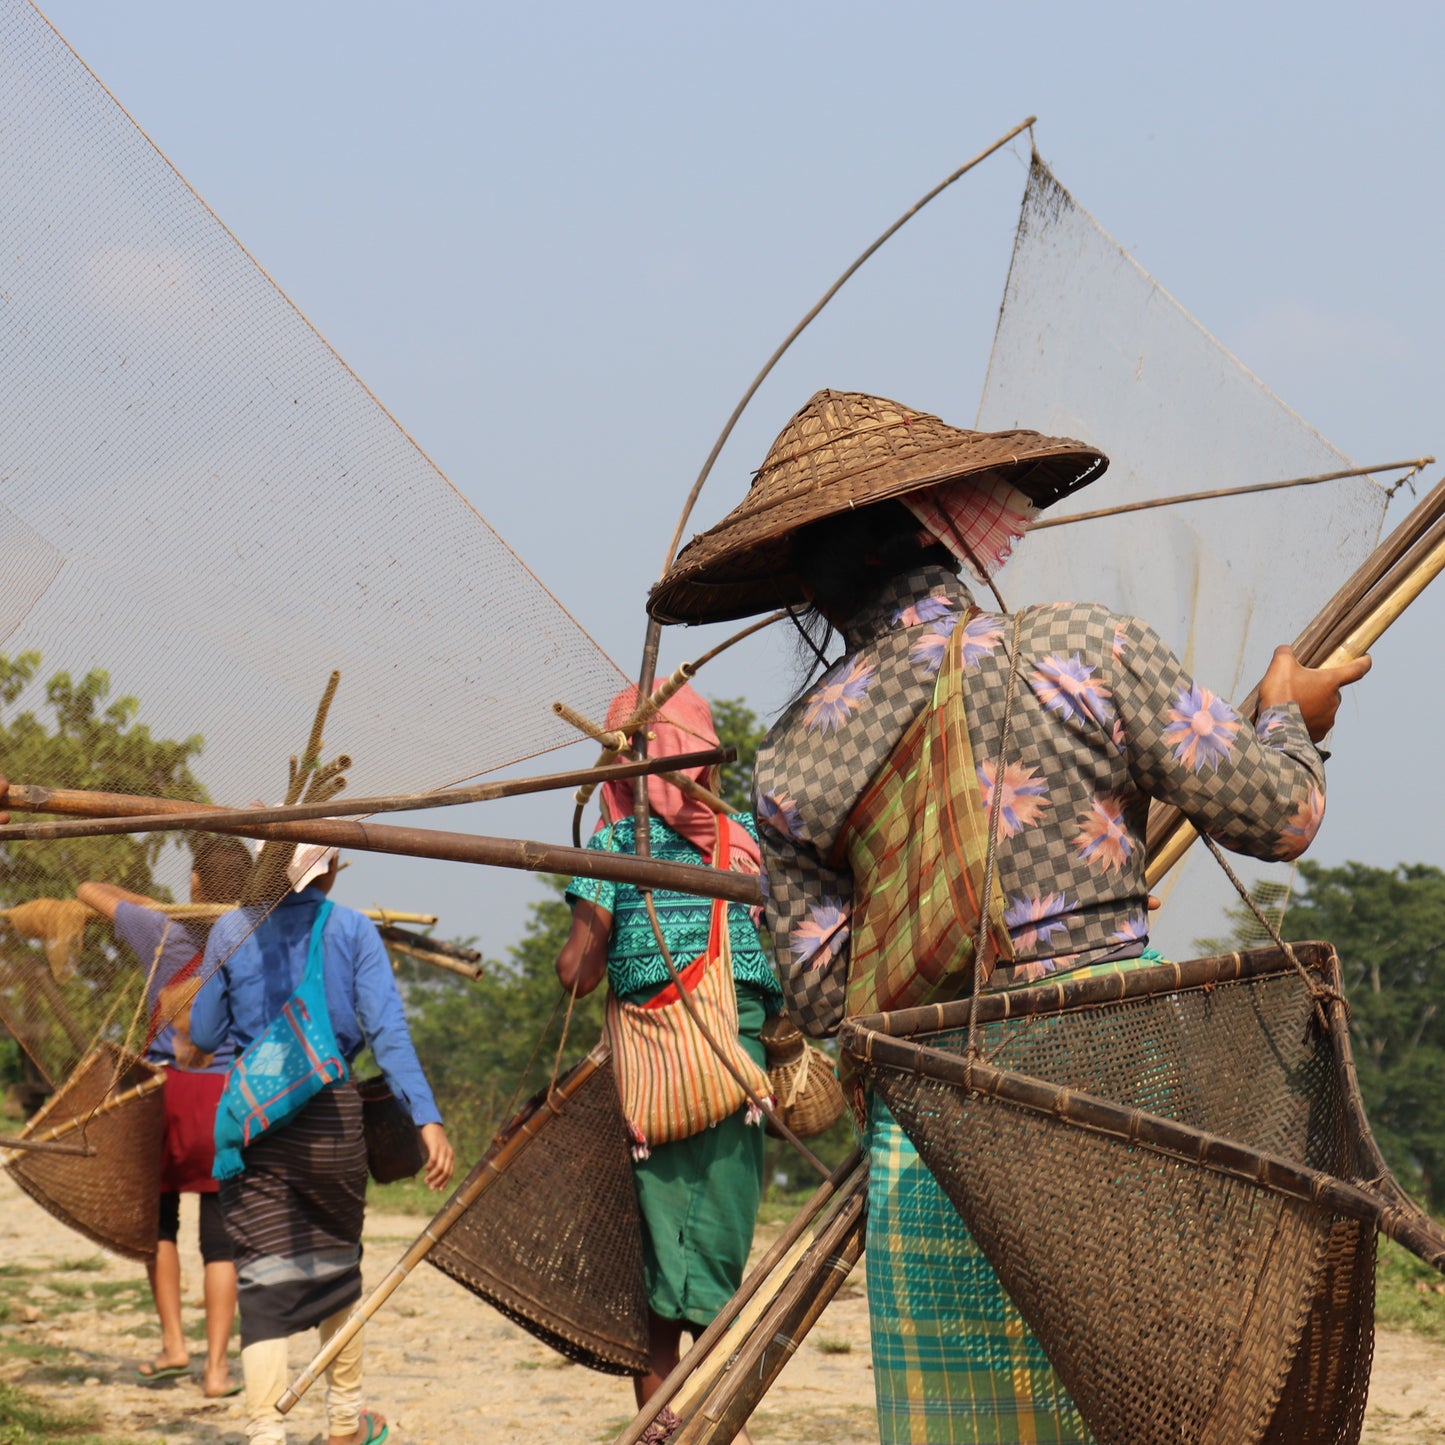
[160,1067,226,1193]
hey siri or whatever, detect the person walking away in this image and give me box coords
[645,390,1371,1444]
[192,842,454,1445]
[555,684,781,1443]
[77,835,254,1397]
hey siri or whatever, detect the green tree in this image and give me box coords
[0,652,207,907]
[0,652,208,1083]
[708,695,766,813]
[1278,861,1445,1209]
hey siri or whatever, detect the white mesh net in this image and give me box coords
[979,157,1392,953]
[0,0,624,1091]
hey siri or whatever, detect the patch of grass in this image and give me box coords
[55,1256,106,1274]
[1377,1235,1445,1341]
[814,1336,853,1355]
[367,1175,443,1216]
[0,1379,136,1445]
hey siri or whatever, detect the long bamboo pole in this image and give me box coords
[0,748,730,843]
[278,1044,609,1413]
[1,785,762,904]
[613,1148,865,1445]
[0,1135,93,1156]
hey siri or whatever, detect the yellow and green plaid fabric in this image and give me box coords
[864,954,1161,1443]
[839,616,1013,1021]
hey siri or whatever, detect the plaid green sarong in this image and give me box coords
[866,1088,1094,1445]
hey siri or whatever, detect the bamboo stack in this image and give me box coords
[1147,475,1445,883]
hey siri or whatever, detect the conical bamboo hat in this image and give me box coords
[648,389,1107,625]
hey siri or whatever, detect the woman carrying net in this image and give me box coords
[645,391,1369,1445]
[554,684,782,1437]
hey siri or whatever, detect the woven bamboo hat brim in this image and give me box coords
[648,389,1108,625]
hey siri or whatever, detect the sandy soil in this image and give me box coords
[0,1169,1437,1444]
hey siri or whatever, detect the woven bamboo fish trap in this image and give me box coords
[5,1041,165,1263]
[840,942,1445,1445]
[428,1042,650,1375]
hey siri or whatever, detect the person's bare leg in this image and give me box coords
[141,1242,189,1374]
[201,1260,238,1396]
[632,1314,752,1445]
[633,1311,684,1409]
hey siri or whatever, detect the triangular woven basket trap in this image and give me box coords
[841,943,1445,1445]
[6,1042,164,1263]
[429,1042,650,1375]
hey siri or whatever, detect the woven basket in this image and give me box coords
[648,389,1107,624]
[356,1075,426,1184]
[841,943,1439,1445]
[760,1014,845,1140]
[428,1043,650,1375]
[5,1041,164,1263]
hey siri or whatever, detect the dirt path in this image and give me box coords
[0,1170,1437,1443]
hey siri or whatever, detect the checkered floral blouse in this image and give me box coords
[753,564,1327,1036]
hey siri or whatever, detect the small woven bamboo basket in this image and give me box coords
[428,1042,650,1375]
[841,943,1445,1445]
[759,1014,845,1140]
[5,1041,164,1262]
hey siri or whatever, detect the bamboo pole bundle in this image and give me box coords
[615,1150,867,1445]
[1146,490,1445,884]
[669,1187,868,1443]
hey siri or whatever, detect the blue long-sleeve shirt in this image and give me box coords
[191,887,442,1128]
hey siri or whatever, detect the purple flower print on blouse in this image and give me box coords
[1003,890,1074,954]
[1073,795,1134,873]
[790,899,851,970]
[757,791,804,842]
[1276,786,1324,859]
[803,657,875,734]
[1164,684,1241,772]
[977,761,1050,837]
[1032,653,1113,727]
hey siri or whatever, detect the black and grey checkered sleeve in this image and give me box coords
[1112,615,1327,860]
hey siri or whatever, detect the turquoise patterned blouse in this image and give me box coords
[566,814,782,1002]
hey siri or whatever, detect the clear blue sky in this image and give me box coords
[33,0,1445,958]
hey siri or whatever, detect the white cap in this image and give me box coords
[287,841,338,892]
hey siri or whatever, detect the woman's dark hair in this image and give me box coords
[787,498,958,684]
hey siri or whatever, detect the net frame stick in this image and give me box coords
[1032,457,1433,530]
[0,748,731,842]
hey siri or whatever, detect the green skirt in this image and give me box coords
[627,983,771,1327]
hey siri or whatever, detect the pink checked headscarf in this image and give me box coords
[597,682,762,874]
[903,473,1038,581]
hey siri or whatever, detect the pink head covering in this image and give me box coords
[903,473,1037,581]
[598,682,761,874]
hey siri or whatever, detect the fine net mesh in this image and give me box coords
[0,0,624,1121]
[979,158,1393,953]
[842,944,1422,1445]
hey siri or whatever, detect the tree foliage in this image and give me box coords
[1278,860,1445,1210]
[0,652,206,908]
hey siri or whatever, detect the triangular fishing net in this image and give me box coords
[0,0,625,1100]
[842,943,1445,1445]
[979,157,1394,950]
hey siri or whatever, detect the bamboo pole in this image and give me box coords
[1032,458,1433,531]
[0,1135,93,1156]
[379,935,483,981]
[155,904,439,927]
[1146,508,1445,886]
[669,1187,868,1443]
[8,1069,164,1149]
[277,1044,609,1413]
[0,748,731,844]
[614,1148,865,1445]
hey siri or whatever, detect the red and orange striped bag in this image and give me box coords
[604,821,773,1157]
